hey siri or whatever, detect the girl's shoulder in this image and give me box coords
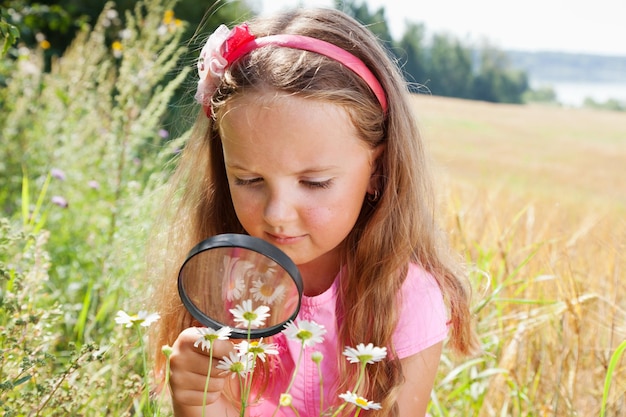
[393,262,448,357]
[403,262,442,294]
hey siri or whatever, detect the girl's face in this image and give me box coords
[220,93,381,295]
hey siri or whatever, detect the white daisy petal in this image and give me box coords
[194,326,232,351]
[343,343,387,364]
[282,320,327,348]
[338,391,382,410]
[229,299,271,328]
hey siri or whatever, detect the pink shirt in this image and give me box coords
[247,263,448,417]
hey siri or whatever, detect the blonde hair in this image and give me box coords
[150,7,478,416]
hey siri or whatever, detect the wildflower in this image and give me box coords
[157,24,168,37]
[119,28,132,40]
[51,195,68,208]
[235,338,278,362]
[88,180,100,190]
[250,280,286,305]
[163,10,175,25]
[112,41,123,58]
[158,128,169,139]
[229,299,270,329]
[161,344,173,358]
[115,310,160,328]
[311,351,324,364]
[223,256,254,301]
[50,168,66,180]
[216,351,253,378]
[279,393,292,407]
[338,391,382,410]
[343,343,387,365]
[105,9,119,21]
[282,320,327,348]
[194,326,232,352]
[35,33,50,50]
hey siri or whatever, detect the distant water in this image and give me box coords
[531,79,626,107]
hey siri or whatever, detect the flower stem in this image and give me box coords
[159,351,172,415]
[136,325,151,415]
[201,345,214,417]
[290,404,302,417]
[330,362,367,417]
[284,342,305,394]
[271,341,305,417]
[352,362,367,393]
[315,359,324,415]
[240,324,254,417]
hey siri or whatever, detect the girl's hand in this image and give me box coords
[169,327,237,416]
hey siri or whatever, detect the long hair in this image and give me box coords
[150,8,478,416]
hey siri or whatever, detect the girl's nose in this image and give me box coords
[263,190,297,226]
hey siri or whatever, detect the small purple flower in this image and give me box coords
[158,129,169,139]
[88,180,100,190]
[51,195,68,208]
[50,168,66,181]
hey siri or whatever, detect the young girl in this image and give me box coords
[151,7,478,417]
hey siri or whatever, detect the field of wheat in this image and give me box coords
[412,95,626,416]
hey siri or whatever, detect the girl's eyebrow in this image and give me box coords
[225,163,340,174]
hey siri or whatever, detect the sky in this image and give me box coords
[256,0,626,57]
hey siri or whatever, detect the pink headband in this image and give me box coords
[195,23,388,116]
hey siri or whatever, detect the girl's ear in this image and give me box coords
[367,144,385,195]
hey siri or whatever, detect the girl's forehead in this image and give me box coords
[219,93,373,170]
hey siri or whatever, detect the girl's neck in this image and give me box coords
[297,251,341,297]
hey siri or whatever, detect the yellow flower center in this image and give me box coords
[297,330,313,341]
[163,10,175,25]
[260,283,274,297]
[355,397,368,407]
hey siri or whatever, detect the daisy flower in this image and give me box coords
[216,351,254,378]
[250,280,286,305]
[236,338,279,362]
[115,310,160,328]
[282,320,327,348]
[338,391,382,410]
[343,343,387,365]
[279,393,292,406]
[193,326,232,352]
[223,256,251,301]
[229,299,271,329]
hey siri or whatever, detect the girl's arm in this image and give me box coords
[396,341,444,417]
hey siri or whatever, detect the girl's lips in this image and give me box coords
[265,232,304,245]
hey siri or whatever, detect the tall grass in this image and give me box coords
[1,0,188,414]
[431,182,626,416]
[1,1,625,415]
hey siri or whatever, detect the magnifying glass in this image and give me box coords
[178,234,303,339]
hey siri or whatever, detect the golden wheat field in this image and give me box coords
[411,95,626,416]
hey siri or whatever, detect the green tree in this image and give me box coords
[427,32,473,99]
[472,46,529,103]
[336,0,393,46]
[397,21,428,93]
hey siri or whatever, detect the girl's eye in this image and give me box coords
[302,179,332,189]
[234,177,262,186]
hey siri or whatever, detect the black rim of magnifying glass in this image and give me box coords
[178,233,303,339]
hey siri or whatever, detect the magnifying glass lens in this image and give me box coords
[178,234,303,338]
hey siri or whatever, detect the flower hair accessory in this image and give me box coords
[195,23,388,117]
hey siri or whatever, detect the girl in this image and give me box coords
[151,7,478,417]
